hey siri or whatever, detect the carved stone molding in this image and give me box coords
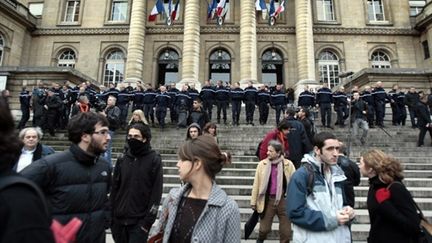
[33,27,130,36]
[313,27,419,36]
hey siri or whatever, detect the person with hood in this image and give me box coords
[286,132,355,243]
[186,123,202,140]
[14,127,55,172]
[111,123,163,243]
[0,97,55,243]
[251,140,296,243]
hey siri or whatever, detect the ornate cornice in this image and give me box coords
[32,26,420,36]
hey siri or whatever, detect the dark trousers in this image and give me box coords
[132,104,143,112]
[18,106,30,129]
[274,105,286,125]
[156,106,167,128]
[320,103,332,127]
[335,105,348,125]
[231,101,241,125]
[143,104,154,124]
[367,104,375,126]
[417,126,432,146]
[216,100,228,123]
[245,101,255,123]
[258,103,269,125]
[398,105,407,125]
[119,104,129,127]
[203,100,214,120]
[46,111,58,136]
[112,223,149,243]
[408,107,417,127]
[170,105,178,123]
[375,102,385,126]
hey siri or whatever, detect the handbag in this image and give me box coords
[148,195,172,243]
[413,200,432,243]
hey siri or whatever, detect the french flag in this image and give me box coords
[171,0,180,20]
[272,0,285,17]
[216,0,226,17]
[148,0,165,22]
[255,0,266,11]
[207,0,217,19]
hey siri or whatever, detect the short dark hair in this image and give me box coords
[277,120,291,131]
[0,98,22,171]
[178,135,231,179]
[128,123,152,142]
[313,132,337,150]
[67,112,109,144]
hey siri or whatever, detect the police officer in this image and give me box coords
[297,85,315,109]
[167,83,179,124]
[361,85,375,128]
[316,83,333,128]
[155,85,171,129]
[17,86,32,129]
[176,84,192,128]
[143,84,157,126]
[132,84,145,111]
[388,84,401,126]
[105,83,119,99]
[244,81,257,125]
[188,83,200,102]
[257,85,270,125]
[333,86,349,127]
[396,88,407,126]
[270,84,287,125]
[405,87,420,128]
[230,82,244,126]
[200,80,215,121]
[215,80,230,125]
[117,84,132,129]
[372,81,388,128]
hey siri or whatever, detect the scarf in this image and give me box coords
[79,103,89,113]
[258,156,284,206]
[277,131,289,158]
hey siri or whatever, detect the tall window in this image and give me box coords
[209,49,231,83]
[371,51,391,68]
[57,49,76,68]
[158,49,179,85]
[63,0,80,22]
[29,3,44,17]
[262,49,284,86]
[318,51,340,88]
[110,0,128,21]
[103,50,125,86]
[409,0,426,16]
[422,41,430,59]
[367,0,385,21]
[316,0,335,21]
[0,35,4,66]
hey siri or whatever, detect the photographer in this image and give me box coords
[100,95,120,165]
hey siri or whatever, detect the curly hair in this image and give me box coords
[361,149,404,184]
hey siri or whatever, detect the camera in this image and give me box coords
[94,99,107,112]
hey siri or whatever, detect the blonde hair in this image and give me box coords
[361,149,404,184]
[129,109,148,125]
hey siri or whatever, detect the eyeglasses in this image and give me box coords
[93,130,110,136]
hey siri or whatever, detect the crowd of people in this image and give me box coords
[0,78,431,243]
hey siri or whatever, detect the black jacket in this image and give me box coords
[111,144,163,231]
[21,144,112,243]
[367,177,420,243]
[0,171,54,243]
[416,101,431,128]
[106,105,121,131]
[337,156,360,207]
[188,108,210,129]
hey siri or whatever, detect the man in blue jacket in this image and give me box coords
[286,132,355,243]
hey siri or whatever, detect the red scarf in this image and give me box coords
[79,103,89,113]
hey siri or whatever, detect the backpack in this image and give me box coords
[302,163,315,195]
[255,140,263,158]
[0,175,82,243]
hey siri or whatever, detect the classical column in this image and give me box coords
[125,0,146,83]
[239,0,257,84]
[295,0,316,87]
[179,0,201,89]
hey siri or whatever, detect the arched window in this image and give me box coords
[209,49,231,83]
[57,49,76,68]
[103,50,125,86]
[318,50,340,88]
[262,49,283,86]
[0,34,4,66]
[371,50,391,68]
[158,48,179,86]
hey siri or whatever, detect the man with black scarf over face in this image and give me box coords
[111,123,163,243]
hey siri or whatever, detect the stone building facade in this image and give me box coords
[1,0,432,93]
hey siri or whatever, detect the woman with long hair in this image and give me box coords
[151,135,240,243]
[128,109,149,126]
[203,122,218,143]
[360,149,420,243]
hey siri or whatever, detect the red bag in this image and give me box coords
[51,218,83,243]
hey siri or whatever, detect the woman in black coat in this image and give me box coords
[359,149,420,243]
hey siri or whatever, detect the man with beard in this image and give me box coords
[21,112,112,243]
[111,123,163,243]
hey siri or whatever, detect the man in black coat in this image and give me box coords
[17,86,32,129]
[416,95,432,147]
[111,123,163,243]
[405,87,420,128]
[21,112,112,243]
[337,143,360,208]
[0,97,55,243]
[44,89,62,136]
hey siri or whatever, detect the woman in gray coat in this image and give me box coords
[151,135,241,243]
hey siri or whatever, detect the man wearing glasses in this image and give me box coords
[111,122,163,242]
[21,112,112,243]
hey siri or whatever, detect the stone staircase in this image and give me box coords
[38,107,432,243]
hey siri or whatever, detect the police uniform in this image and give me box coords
[244,86,257,125]
[316,87,333,127]
[215,85,230,124]
[200,84,215,120]
[230,87,244,126]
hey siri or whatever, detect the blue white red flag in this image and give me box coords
[255,0,267,11]
[171,0,180,20]
[148,0,165,21]
[216,0,227,17]
[271,0,285,17]
[207,0,217,19]
[269,0,275,16]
